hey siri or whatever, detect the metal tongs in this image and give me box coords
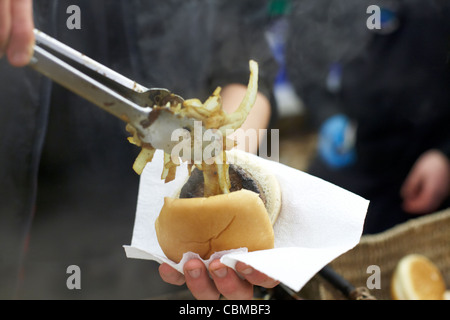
[29,29,196,155]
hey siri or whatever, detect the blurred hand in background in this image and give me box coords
[401,150,450,215]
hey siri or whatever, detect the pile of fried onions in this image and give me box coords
[126,60,258,197]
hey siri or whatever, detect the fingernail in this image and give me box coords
[240,267,254,275]
[212,267,228,278]
[10,52,30,66]
[187,268,201,279]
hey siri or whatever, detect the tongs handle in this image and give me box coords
[29,29,150,124]
[33,29,148,92]
[28,29,194,155]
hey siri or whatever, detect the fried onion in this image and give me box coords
[127,60,259,196]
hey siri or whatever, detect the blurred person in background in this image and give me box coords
[0,0,278,299]
[286,0,450,234]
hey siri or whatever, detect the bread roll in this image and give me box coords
[391,254,446,300]
[444,291,450,300]
[155,151,281,263]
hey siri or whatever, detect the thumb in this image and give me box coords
[401,168,422,201]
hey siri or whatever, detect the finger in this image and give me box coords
[401,178,425,214]
[158,263,185,286]
[0,0,12,56]
[403,193,429,214]
[235,262,280,288]
[7,0,34,66]
[400,169,421,201]
[184,259,220,300]
[209,260,254,300]
[403,181,440,214]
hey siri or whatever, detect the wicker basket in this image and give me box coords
[300,208,450,300]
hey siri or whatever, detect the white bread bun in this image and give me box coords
[391,254,446,300]
[156,189,275,263]
[155,150,281,263]
[226,149,281,225]
[444,291,450,300]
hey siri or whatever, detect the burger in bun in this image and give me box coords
[155,150,281,263]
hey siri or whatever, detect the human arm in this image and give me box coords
[0,0,34,66]
[221,83,272,154]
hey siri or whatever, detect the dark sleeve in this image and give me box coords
[0,1,56,298]
[429,108,450,160]
[285,0,355,129]
[207,0,279,125]
[435,4,450,159]
[436,139,450,160]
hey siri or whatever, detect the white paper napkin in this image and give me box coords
[123,149,369,292]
